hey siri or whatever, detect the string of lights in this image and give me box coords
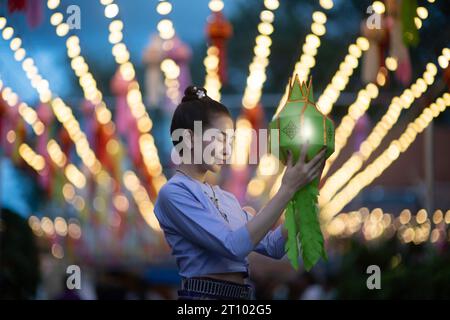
[28,215,82,242]
[256,0,438,202]
[0,80,44,136]
[155,0,182,106]
[47,3,158,209]
[17,143,46,173]
[0,60,94,195]
[203,45,221,101]
[98,0,166,190]
[241,0,280,110]
[1,6,166,231]
[203,0,225,101]
[316,37,370,115]
[0,81,90,190]
[319,51,448,208]
[231,0,280,169]
[273,0,334,118]
[12,140,85,258]
[318,1,437,181]
[0,15,105,177]
[325,207,450,244]
[321,81,381,178]
[1,81,156,232]
[321,91,450,221]
[247,0,333,197]
[17,142,88,214]
[123,170,161,230]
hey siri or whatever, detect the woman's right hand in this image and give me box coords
[280,141,327,197]
[246,142,327,246]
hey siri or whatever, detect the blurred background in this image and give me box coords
[0,0,449,299]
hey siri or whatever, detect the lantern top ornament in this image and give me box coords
[286,74,315,105]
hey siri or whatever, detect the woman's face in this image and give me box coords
[200,115,234,173]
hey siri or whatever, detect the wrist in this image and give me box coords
[278,184,296,202]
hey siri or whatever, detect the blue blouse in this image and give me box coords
[154,172,286,278]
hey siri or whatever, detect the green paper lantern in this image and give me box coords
[269,75,335,271]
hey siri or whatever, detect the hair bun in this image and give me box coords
[182,86,208,102]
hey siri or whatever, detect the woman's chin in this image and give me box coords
[208,163,223,173]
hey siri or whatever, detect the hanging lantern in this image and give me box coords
[386,0,412,85]
[143,34,166,108]
[8,0,27,13]
[361,18,388,84]
[110,69,130,135]
[58,126,73,160]
[243,102,265,165]
[164,35,192,111]
[269,75,334,271]
[26,0,43,28]
[8,0,43,28]
[1,102,25,164]
[206,11,233,84]
[81,99,97,150]
[0,98,7,148]
[354,113,370,150]
[400,0,419,47]
[110,69,141,166]
[36,102,54,194]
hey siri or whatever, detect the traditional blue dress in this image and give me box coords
[154,172,286,278]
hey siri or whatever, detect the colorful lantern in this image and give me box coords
[143,34,166,108]
[269,75,334,270]
[36,102,54,194]
[164,35,192,112]
[111,69,141,166]
[386,0,412,85]
[361,18,388,84]
[206,11,232,84]
[400,0,419,47]
[8,0,26,12]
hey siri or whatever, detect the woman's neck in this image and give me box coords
[177,164,207,183]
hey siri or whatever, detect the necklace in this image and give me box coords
[176,169,229,223]
[203,182,229,223]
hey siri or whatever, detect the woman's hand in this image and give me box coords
[280,141,327,198]
[246,141,327,246]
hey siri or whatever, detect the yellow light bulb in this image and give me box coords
[2,26,14,40]
[47,0,60,10]
[157,1,173,15]
[105,3,119,19]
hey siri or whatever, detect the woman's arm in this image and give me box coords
[246,143,326,246]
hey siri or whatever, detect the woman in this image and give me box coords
[154,86,326,300]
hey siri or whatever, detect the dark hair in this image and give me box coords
[170,86,231,146]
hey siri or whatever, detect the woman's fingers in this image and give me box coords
[310,158,325,176]
[306,158,326,181]
[305,147,326,170]
[299,140,309,165]
[285,150,293,169]
[306,168,322,184]
[285,144,328,189]
[307,163,322,180]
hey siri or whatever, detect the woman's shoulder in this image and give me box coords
[156,173,199,203]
